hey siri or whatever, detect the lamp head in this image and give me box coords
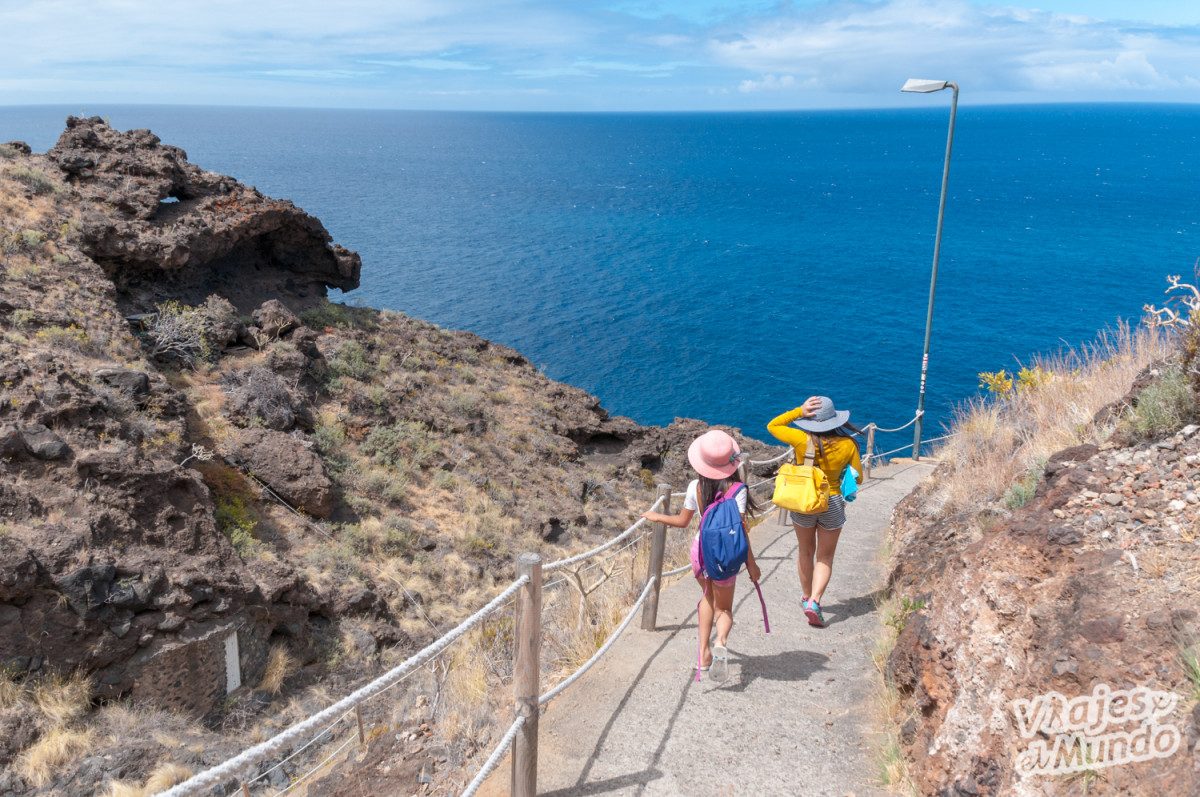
[901,78,950,93]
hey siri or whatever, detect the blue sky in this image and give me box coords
[1,0,1198,110]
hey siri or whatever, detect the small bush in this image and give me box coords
[10,166,58,195]
[104,762,193,797]
[435,470,456,491]
[34,324,95,354]
[1003,460,1045,509]
[224,367,295,430]
[0,143,23,159]
[1129,367,1194,439]
[19,229,45,250]
[215,496,261,558]
[328,340,374,382]
[363,421,438,469]
[146,301,210,367]
[884,596,927,635]
[448,390,486,419]
[300,301,356,329]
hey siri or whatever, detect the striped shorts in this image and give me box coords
[789,493,847,530]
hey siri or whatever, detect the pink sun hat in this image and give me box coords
[687,429,743,480]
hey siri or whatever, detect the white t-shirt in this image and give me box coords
[684,479,748,515]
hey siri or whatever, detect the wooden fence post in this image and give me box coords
[864,423,876,479]
[240,784,251,797]
[355,704,366,747]
[511,552,542,797]
[640,483,672,631]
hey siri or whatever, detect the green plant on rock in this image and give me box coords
[884,596,927,635]
[215,496,262,558]
[1129,366,1195,439]
[1003,461,1045,510]
[34,324,95,355]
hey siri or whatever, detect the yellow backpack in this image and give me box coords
[771,436,830,514]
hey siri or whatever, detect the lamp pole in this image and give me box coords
[901,79,958,460]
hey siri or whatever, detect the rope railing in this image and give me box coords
[160,575,531,797]
[460,715,526,797]
[542,495,664,572]
[539,576,657,707]
[178,413,945,796]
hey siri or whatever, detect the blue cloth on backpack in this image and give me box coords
[698,483,748,581]
[841,465,859,502]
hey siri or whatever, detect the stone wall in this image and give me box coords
[129,612,273,717]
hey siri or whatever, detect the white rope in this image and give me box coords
[160,575,531,797]
[274,730,359,795]
[543,496,664,572]
[235,711,352,791]
[869,411,924,434]
[746,447,791,467]
[460,715,526,797]
[662,563,692,578]
[539,576,657,706]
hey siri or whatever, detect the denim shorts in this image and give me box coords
[789,493,847,530]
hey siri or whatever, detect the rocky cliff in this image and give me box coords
[0,119,773,795]
[885,351,1200,793]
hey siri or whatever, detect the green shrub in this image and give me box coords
[312,419,346,454]
[215,496,261,558]
[448,390,486,419]
[19,230,45,250]
[435,471,456,491]
[34,324,95,354]
[884,596,927,634]
[300,301,358,330]
[1003,458,1046,509]
[10,166,58,195]
[328,341,374,382]
[1129,367,1194,438]
[362,421,438,469]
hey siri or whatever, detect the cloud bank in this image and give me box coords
[0,0,1197,109]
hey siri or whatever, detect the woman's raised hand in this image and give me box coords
[801,396,822,417]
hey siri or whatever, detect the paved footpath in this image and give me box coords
[485,459,936,797]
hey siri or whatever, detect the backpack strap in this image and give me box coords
[724,481,745,501]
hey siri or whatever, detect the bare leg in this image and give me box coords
[810,526,842,604]
[696,578,714,667]
[794,524,816,598]
[712,582,736,647]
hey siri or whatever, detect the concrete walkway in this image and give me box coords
[502,459,936,797]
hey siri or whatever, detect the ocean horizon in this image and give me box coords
[4,102,1197,447]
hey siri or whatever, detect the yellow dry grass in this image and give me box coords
[16,726,95,787]
[0,677,24,709]
[932,323,1170,515]
[259,643,298,695]
[103,762,193,797]
[32,672,93,726]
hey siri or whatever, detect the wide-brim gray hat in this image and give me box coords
[793,396,850,433]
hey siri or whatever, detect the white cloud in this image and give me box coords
[366,59,492,71]
[709,0,1200,97]
[738,73,797,92]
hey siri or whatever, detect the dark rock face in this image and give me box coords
[222,429,334,518]
[253,299,300,338]
[46,116,361,312]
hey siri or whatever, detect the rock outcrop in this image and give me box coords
[886,397,1200,793]
[46,115,360,312]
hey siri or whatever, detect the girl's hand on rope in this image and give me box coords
[746,560,762,583]
[801,396,822,417]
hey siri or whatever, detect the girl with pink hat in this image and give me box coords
[642,429,761,680]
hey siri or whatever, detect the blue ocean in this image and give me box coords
[3,104,1198,448]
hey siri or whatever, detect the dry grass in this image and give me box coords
[932,323,1171,515]
[259,643,298,695]
[32,672,93,726]
[103,762,193,797]
[0,676,24,709]
[16,726,96,787]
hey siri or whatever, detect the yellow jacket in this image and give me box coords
[766,407,863,495]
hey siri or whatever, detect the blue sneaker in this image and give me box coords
[804,599,825,628]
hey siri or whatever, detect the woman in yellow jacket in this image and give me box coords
[767,396,863,627]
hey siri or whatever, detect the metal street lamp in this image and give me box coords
[901,78,958,460]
